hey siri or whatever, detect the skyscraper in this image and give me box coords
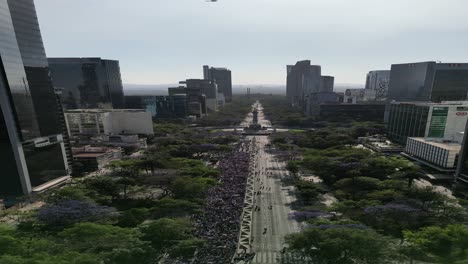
[286,60,321,108]
[387,62,468,102]
[203,65,232,102]
[0,0,69,196]
[48,57,125,110]
[365,70,390,100]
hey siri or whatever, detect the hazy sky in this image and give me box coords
[35,0,468,85]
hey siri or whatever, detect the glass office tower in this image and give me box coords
[387,62,468,102]
[387,103,430,145]
[0,0,69,196]
[48,58,125,110]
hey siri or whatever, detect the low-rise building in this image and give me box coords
[72,146,122,172]
[65,109,154,137]
[404,137,461,171]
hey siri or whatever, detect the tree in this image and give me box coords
[396,164,424,188]
[285,225,396,264]
[107,159,142,198]
[140,218,193,252]
[363,202,424,238]
[141,150,169,174]
[83,176,121,200]
[0,224,102,264]
[37,200,118,227]
[286,161,299,175]
[151,198,201,218]
[403,224,468,264]
[295,180,326,204]
[333,177,380,200]
[168,238,205,261]
[59,223,154,263]
[169,177,216,200]
[44,185,93,203]
[117,208,150,227]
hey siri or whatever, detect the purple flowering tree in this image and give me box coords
[37,200,118,227]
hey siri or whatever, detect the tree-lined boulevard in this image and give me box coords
[1,96,467,264]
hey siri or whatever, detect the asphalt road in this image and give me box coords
[246,102,302,264]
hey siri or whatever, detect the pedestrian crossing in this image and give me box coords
[251,251,312,264]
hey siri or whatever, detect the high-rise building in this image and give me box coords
[48,57,125,110]
[387,62,468,102]
[365,70,390,100]
[387,101,468,145]
[455,122,468,185]
[286,60,321,108]
[203,65,232,102]
[0,0,70,196]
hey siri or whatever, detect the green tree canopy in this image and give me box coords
[286,226,396,264]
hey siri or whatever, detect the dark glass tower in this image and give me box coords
[387,62,468,102]
[0,0,69,196]
[48,58,125,110]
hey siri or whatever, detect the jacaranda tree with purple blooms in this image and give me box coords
[362,202,424,238]
[37,200,118,227]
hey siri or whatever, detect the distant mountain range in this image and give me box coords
[123,83,364,96]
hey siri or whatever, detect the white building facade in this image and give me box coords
[405,137,461,169]
[65,109,154,137]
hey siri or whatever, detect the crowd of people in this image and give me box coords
[193,142,251,263]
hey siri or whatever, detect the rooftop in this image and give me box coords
[408,137,461,151]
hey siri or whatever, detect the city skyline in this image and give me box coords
[35,0,468,85]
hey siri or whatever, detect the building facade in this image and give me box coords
[313,103,386,121]
[125,95,188,118]
[0,0,69,196]
[405,137,461,170]
[48,57,125,110]
[286,60,322,108]
[172,81,208,118]
[320,76,334,92]
[343,89,365,104]
[365,70,390,100]
[455,122,468,185]
[185,79,219,112]
[65,109,154,137]
[203,65,232,102]
[387,62,468,102]
[387,102,468,145]
[72,146,122,172]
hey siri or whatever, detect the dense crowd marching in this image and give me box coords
[192,141,251,264]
